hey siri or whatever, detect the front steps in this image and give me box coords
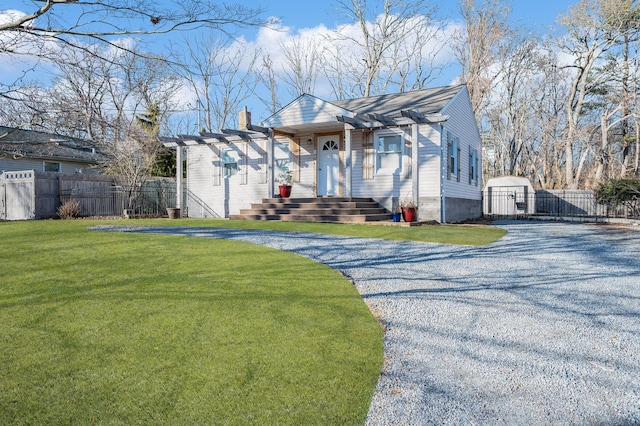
[229,197,392,223]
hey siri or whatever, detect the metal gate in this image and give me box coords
[1,170,36,220]
[483,188,534,219]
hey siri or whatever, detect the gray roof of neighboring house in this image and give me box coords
[0,126,105,163]
[330,84,465,117]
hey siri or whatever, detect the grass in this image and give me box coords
[102,218,507,246]
[0,220,384,425]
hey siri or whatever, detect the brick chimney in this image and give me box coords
[239,106,251,130]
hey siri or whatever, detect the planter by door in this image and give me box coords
[402,207,417,222]
[279,185,292,198]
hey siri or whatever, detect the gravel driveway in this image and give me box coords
[98,221,640,425]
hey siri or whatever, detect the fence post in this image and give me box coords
[176,147,183,218]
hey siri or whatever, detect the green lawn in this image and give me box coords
[0,218,504,424]
[109,218,507,246]
[0,220,385,425]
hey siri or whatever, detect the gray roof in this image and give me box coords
[0,126,105,163]
[330,84,464,117]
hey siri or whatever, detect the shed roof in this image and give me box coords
[0,126,105,163]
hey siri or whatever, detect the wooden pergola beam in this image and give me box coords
[336,115,368,129]
[220,129,269,140]
[401,110,450,123]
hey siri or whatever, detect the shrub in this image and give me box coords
[57,199,82,219]
[595,178,640,217]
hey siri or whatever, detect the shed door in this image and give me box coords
[317,136,340,196]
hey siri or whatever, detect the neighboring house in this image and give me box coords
[0,126,104,174]
[162,84,483,223]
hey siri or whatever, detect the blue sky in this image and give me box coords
[1,0,581,130]
[241,0,577,33]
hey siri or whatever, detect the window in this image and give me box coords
[469,149,478,185]
[222,149,238,177]
[274,141,291,176]
[44,161,61,172]
[376,132,402,174]
[447,133,460,181]
[449,137,458,179]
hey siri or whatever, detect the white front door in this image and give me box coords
[317,135,340,196]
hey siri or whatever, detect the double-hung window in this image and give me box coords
[222,149,239,177]
[449,138,458,179]
[274,141,291,175]
[469,149,478,185]
[447,134,460,181]
[375,131,403,174]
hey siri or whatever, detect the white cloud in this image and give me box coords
[246,14,461,100]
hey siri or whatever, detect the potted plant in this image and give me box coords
[400,198,418,222]
[276,171,293,198]
[392,202,401,222]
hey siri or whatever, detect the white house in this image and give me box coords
[161,84,482,223]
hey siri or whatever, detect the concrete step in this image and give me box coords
[254,202,382,209]
[239,207,387,215]
[231,196,392,223]
[229,213,393,223]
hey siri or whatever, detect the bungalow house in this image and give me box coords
[0,126,104,174]
[161,83,482,223]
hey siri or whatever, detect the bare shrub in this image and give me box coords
[58,199,82,219]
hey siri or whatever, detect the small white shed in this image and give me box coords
[483,176,535,217]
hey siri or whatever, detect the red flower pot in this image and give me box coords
[279,185,292,198]
[402,207,417,222]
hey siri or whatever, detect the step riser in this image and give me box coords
[229,214,392,223]
[253,203,382,209]
[232,197,392,223]
[241,208,387,215]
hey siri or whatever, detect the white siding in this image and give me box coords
[263,95,350,127]
[0,158,99,174]
[292,133,316,198]
[440,87,483,201]
[351,130,413,209]
[349,124,441,207]
[186,141,269,218]
[417,123,442,198]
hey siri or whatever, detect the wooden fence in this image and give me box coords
[1,170,179,220]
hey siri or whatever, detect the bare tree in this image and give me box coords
[175,34,261,132]
[0,1,264,50]
[453,0,511,116]
[485,35,539,177]
[333,0,437,97]
[257,53,282,115]
[556,0,640,188]
[529,48,571,189]
[391,15,448,92]
[280,33,325,97]
[0,0,264,103]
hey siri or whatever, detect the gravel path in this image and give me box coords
[96,221,640,425]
